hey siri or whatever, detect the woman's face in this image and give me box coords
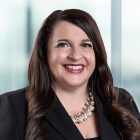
[47,21,96,89]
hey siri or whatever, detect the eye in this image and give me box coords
[57,43,68,48]
[82,43,93,48]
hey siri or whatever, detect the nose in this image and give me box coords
[68,47,83,61]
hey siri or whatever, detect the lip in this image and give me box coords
[63,64,85,74]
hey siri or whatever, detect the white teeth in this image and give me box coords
[65,65,83,70]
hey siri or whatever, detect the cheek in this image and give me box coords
[48,53,57,63]
[48,50,67,67]
[47,50,67,78]
[48,54,58,71]
[47,52,59,76]
[85,51,96,65]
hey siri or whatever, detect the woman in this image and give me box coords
[0,9,140,140]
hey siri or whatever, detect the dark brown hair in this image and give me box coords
[25,9,140,140]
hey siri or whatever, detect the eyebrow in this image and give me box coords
[57,39,92,43]
[81,39,92,43]
[57,39,70,43]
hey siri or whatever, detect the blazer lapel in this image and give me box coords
[96,104,121,140]
[46,95,84,140]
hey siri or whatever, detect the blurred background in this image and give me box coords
[0,0,140,109]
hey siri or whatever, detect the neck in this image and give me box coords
[52,83,90,115]
[52,83,89,100]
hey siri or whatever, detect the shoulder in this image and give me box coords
[117,88,133,104]
[117,87,140,122]
[0,87,27,108]
[0,87,27,98]
[0,88,27,139]
[0,87,27,116]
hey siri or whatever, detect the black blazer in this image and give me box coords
[0,87,140,140]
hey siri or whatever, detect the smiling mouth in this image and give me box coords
[65,65,83,70]
[64,64,85,73]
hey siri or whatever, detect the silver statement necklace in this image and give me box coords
[69,92,95,123]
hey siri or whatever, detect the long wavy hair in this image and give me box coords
[25,9,140,140]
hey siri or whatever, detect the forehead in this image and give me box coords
[51,21,89,40]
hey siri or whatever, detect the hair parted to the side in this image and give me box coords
[25,9,140,140]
